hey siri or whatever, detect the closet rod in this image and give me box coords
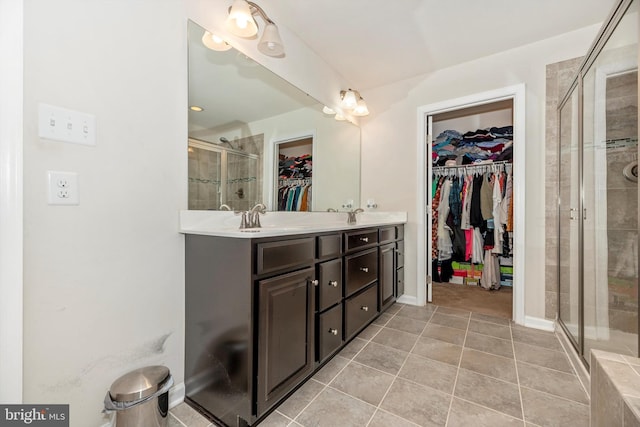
[432,160,512,177]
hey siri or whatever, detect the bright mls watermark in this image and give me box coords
[0,405,68,426]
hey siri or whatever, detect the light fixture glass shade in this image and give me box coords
[340,90,357,109]
[322,106,335,115]
[258,23,285,57]
[334,113,346,121]
[352,98,370,116]
[202,31,232,51]
[226,0,258,37]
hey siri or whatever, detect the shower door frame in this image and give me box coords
[556,0,639,368]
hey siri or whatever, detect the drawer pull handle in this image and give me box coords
[328,328,338,336]
[360,267,369,273]
[329,280,338,287]
[361,306,369,312]
[311,279,319,286]
[360,237,369,242]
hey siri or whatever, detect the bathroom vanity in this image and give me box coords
[181,211,405,426]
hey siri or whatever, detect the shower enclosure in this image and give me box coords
[558,0,639,366]
[188,137,263,211]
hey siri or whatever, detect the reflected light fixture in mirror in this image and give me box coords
[225,0,285,58]
[202,31,232,51]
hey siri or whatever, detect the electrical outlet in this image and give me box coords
[47,171,79,205]
[38,103,96,146]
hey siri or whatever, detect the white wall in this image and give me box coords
[360,24,601,319]
[23,1,187,425]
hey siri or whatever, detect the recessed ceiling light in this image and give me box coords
[189,105,204,112]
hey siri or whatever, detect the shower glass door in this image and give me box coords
[558,85,582,350]
[582,4,638,357]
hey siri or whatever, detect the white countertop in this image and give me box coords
[180,210,407,238]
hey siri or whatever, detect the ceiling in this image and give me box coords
[266,0,618,90]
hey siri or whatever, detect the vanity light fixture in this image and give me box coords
[202,31,232,51]
[322,106,335,115]
[339,89,370,117]
[225,0,285,58]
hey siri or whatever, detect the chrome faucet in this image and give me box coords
[248,203,266,228]
[220,204,232,211]
[237,203,267,229]
[347,208,364,225]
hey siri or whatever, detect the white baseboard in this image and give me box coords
[523,315,555,332]
[169,381,186,409]
[396,295,419,306]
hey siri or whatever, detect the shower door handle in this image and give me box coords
[569,208,577,220]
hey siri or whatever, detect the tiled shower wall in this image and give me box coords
[545,57,583,320]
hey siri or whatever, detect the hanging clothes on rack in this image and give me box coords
[278,179,312,211]
[431,159,514,289]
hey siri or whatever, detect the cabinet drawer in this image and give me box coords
[344,229,378,252]
[345,248,378,296]
[379,226,396,244]
[396,241,404,269]
[318,258,343,311]
[317,234,342,259]
[318,304,343,362]
[345,284,379,340]
[256,238,315,275]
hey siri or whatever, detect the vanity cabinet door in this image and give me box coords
[318,258,343,311]
[379,243,396,311]
[397,267,404,297]
[396,240,404,269]
[257,268,315,416]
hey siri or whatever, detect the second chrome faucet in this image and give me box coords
[238,203,267,229]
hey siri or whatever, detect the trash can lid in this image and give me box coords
[109,365,170,402]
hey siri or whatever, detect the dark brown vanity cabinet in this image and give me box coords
[257,267,315,415]
[184,223,404,426]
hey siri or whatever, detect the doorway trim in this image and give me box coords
[416,84,526,325]
[0,0,24,402]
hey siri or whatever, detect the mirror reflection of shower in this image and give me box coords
[188,135,264,211]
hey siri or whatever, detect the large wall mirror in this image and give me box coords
[187,20,361,212]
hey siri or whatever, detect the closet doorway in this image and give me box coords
[274,135,314,211]
[417,85,526,325]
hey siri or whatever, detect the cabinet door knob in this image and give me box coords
[360,267,369,273]
[329,280,338,287]
[361,305,369,312]
[311,279,319,286]
[328,328,338,336]
[360,237,369,242]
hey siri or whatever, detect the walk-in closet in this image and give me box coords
[276,137,313,211]
[427,100,516,319]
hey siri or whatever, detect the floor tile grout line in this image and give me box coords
[453,395,524,422]
[369,407,422,427]
[168,412,189,427]
[555,329,592,399]
[518,384,590,407]
[509,320,527,425]
[444,310,471,426]
[516,357,587,377]
[364,308,434,427]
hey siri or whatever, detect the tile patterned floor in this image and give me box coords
[169,303,589,427]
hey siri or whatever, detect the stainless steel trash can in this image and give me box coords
[104,365,173,427]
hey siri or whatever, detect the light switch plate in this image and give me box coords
[38,103,96,146]
[47,171,79,205]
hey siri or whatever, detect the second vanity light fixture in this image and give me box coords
[225,0,285,58]
[323,89,369,119]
